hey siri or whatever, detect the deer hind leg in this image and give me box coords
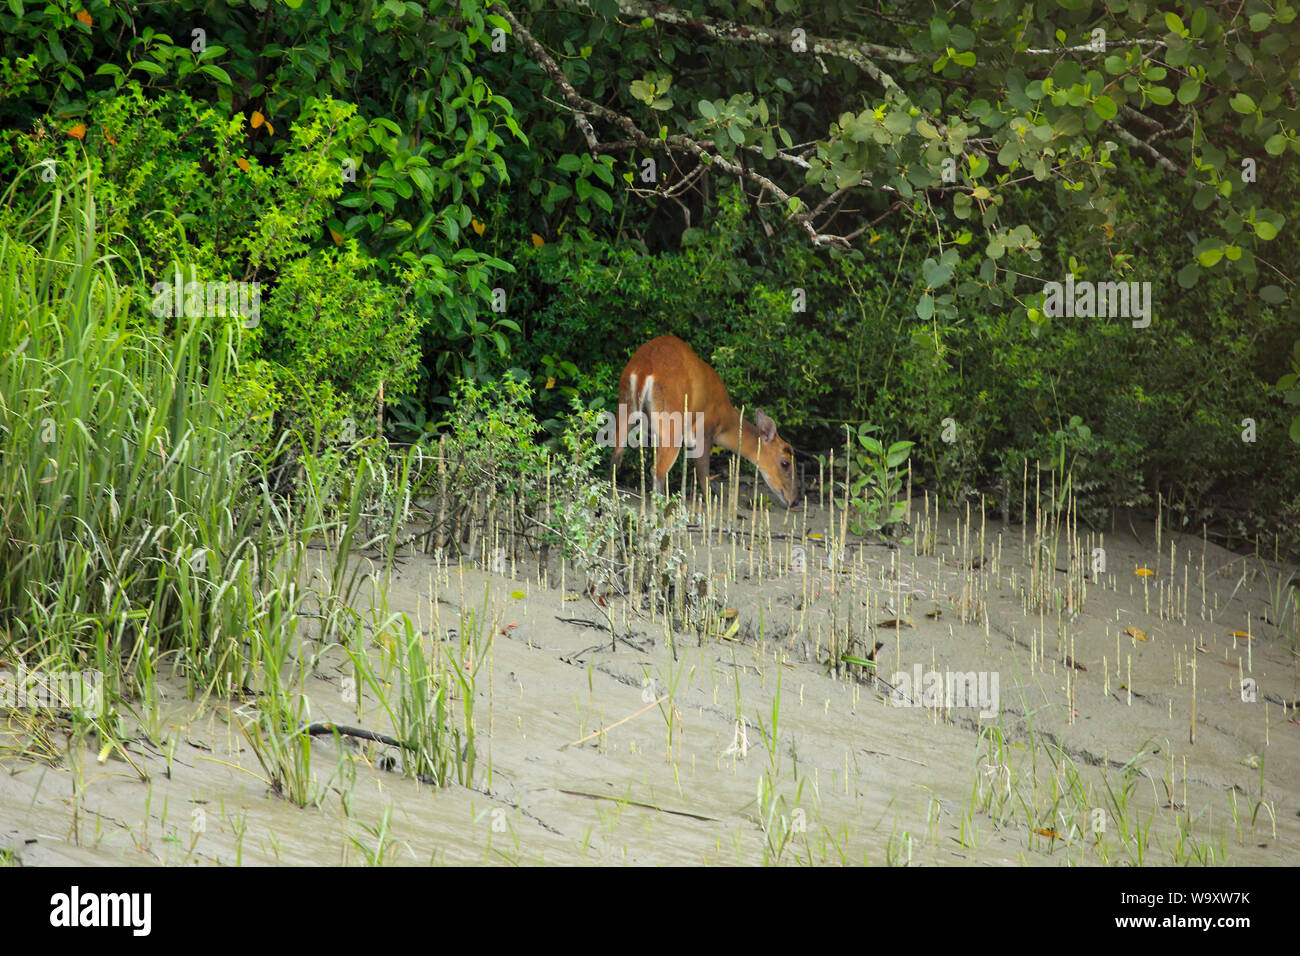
[653,439,682,496]
[692,443,713,506]
[676,408,711,505]
[649,399,679,494]
[641,381,689,496]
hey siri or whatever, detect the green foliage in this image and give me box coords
[1,0,525,262]
[0,163,479,799]
[443,373,552,502]
[843,427,915,535]
[2,0,1296,552]
[0,164,299,700]
[434,372,694,617]
[507,163,1297,546]
[517,187,834,432]
[0,86,422,450]
[2,0,524,444]
[1,85,343,279]
[1278,340,1300,445]
[523,353,611,446]
[262,241,418,420]
[506,0,1299,324]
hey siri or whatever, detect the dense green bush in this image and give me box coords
[2,0,1294,552]
[503,167,1297,547]
[0,80,520,463]
[0,167,295,699]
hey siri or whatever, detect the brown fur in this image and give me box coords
[612,335,800,507]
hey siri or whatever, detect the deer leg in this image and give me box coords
[692,444,712,508]
[654,441,682,496]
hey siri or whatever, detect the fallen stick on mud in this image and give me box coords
[302,722,412,751]
[558,694,670,750]
[556,789,719,822]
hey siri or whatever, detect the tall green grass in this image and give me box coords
[0,163,294,701]
[0,163,474,803]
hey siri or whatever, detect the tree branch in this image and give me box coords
[1108,121,1181,175]
[493,1,881,246]
[554,0,915,94]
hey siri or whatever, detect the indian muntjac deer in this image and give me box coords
[611,335,801,508]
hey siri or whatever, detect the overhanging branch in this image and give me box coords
[554,0,914,95]
[493,1,895,245]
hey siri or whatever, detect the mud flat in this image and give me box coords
[2,489,1296,866]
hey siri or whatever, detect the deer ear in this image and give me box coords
[754,408,777,442]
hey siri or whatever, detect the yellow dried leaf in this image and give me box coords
[1135,567,1155,577]
[1122,626,1148,642]
[531,233,545,247]
[472,218,486,235]
[235,157,251,172]
[250,110,265,129]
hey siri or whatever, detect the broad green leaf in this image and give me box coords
[1092,95,1117,120]
[1177,78,1201,103]
[1229,92,1256,113]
